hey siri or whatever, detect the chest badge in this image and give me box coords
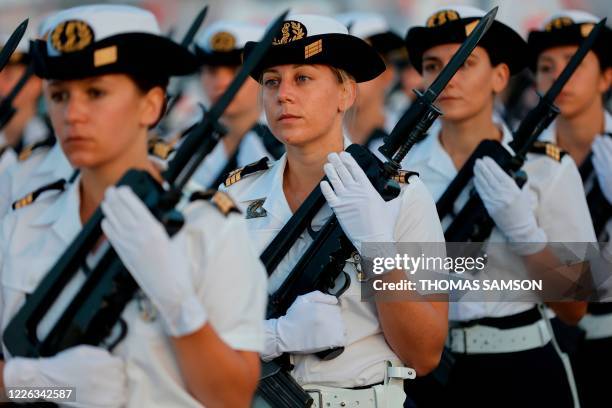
[246,198,267,219]
[136,291,158,322]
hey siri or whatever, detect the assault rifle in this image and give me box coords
[255,8,499,407]
[438,18,607,242]
[3,11,288,357]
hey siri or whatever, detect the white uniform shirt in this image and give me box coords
[0,147,16,176]
[0,143,73,218]
[401,121,596,321]
[0,117,50,177]
[191,128,276,189]
[0,177,267,407]
[539,110,612,195]
[539,110,612,295]
[222,142,445,388]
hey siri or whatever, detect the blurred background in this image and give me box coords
[0,0,609,41]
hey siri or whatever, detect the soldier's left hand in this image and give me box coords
[592,135,612,204]
[101,186,207,337]
[474,157,546,254]
[320,151,400,253]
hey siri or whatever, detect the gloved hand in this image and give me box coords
[592,135,612,204]
[101,186,207,337]
[473,157,547,255]
[262,291,346,361]
[320,152,400,254]
[3,345,126,407]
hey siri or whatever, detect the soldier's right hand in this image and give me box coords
[3,345,127,408]
[262,291,347,361]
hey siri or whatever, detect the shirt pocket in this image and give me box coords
[1,256,58,335]
[2,256,58,293]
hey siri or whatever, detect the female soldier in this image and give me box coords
[190,20,283,189]
[0,5,266,407]
[402,5,596,406]
[529,10,612,407]
[222,14,448,407]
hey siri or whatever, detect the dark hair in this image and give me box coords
[127,73,170,94]
[125,73,169,127]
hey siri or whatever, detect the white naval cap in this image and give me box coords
[30,4,197,80]
[40,4,160,57]
[335,11,390,40]
[194,20,264,66]
[243,13,385,83]
[541,9,599,29]
[196,20,264,53]
[406,4,528,74]
[277,13,349,37]
[527,9,610,68]
[335,11,405,61]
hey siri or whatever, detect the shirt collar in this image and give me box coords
[260,154,292,223]
[604,110,612,134]
[33,143,73,177]
[422,118,515,177]
[538,110,612,143]
[31,176,82,245]
[260,135,352,223]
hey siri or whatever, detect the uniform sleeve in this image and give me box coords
[395,177,447,290]
[0,168,13,218]
[0,215,10,335]
[190,208,267,352]
[395,177,446,244]
[536,156,597,242]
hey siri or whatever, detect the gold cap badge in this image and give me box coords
[273,21,306,45]
[210,31,236,52]
[544,17,574,32]
[427,10,460,28]
[50,20,94,53]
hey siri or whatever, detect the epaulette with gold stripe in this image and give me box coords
[224,157,271,187]
[148,136,176,160]
[18,137,56,162]
[529,141,567,162]
[392,170,419,184]
[189,189,241,216]
[12,179,67,210]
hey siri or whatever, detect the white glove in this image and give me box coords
[3,345,126,407]
[262,291,346,361]
[473,157,547,255]
[320,152,400,255]
[101,186,206,337]
[592,135,612,204]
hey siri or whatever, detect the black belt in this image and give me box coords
[350,381,384,390]
[587,302,612,315]
[454,306,541,330]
